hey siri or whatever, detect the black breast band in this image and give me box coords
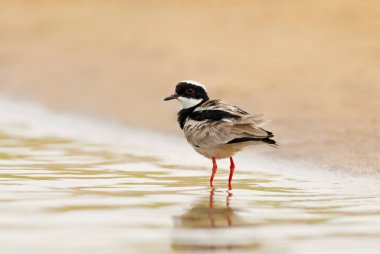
[189,110,239,122]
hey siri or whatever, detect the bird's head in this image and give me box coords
[164,80,209,109]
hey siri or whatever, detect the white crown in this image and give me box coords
[181,80,207,91]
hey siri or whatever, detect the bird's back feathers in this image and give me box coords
[182,99,277,152]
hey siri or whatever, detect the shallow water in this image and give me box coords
[1,98,380,254]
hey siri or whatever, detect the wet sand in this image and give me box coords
[1,0,380,174]
[1,96,380,254]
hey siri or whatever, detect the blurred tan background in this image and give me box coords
[0,0,379,174]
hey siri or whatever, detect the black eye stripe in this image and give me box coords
[175,81,209,101]
[176,83,201,94]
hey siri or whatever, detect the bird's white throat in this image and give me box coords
[178,97,203,109]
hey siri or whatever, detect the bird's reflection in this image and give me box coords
[172,188,256,252]
[208,188,233,227]
[174,189,238,229]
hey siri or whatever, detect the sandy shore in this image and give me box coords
[1,0,379,174]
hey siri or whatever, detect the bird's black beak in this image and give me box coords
[164,94,178,101]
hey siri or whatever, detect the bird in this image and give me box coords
[164,80,277,189]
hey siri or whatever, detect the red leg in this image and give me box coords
[210,156,217,188]
[228,157,235,189]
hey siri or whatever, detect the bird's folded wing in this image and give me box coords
[186,100,271,146]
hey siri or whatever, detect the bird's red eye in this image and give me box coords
[186,88,195,94]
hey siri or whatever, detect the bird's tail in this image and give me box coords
[260,129,278,148]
